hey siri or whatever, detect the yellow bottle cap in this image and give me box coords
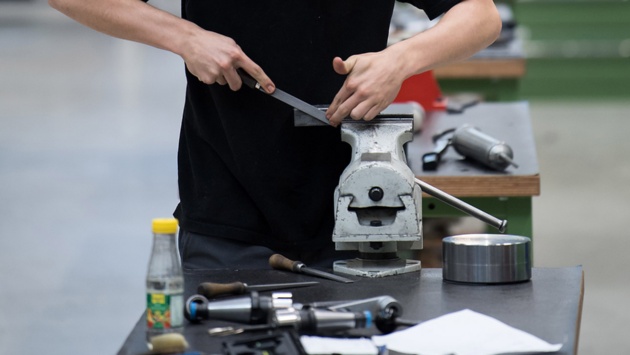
[152,218,179,234]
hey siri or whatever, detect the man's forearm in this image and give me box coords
[49,0,276,90]
[390,0,502,79]
[48,0,196,57]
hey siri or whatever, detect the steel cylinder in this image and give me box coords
[442,234,531,284]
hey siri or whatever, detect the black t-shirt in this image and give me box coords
[174,0,460,252]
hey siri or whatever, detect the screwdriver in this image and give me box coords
[197,280,319,298]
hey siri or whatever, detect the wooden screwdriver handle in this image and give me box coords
[197,281,247,298]
[269,253,302,272]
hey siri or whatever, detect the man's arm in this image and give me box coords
[48,0,275,93]
[326,0,502,125]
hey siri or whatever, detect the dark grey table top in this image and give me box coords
[118,266,583,355]
[409,101,539,177]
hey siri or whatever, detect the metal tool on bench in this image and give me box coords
[208,307,374,337]
[423,124,519,171]
[272,307,373,335]
[269,254,354,283]
[184,291,293,324]
[327,113,508,277]
[314,295,411,334]
[238,69,330,125]
[197,280,318,298]
[208,295,403,337]
[319,112,507,277]
[240,73,507,277]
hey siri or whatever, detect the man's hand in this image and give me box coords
[325,0,501,127]
[182,30,275,93]
[326,48,406,126]
[48,0,275,94]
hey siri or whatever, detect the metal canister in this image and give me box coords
[442,234,531,284]
[451,124,518,171]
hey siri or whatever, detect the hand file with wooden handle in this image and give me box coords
[269,253,354,283]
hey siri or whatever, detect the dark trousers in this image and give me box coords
[178,229,357,270]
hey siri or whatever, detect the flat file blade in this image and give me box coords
[268,88,330,125]
[300,266,354,284]
[238,70,331,125]
[269,253,355,284]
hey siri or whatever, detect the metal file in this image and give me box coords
[238,69,331,125]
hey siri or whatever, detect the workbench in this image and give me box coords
[410,101,539,240]
[434,37,525,101]
[117,266,584,354]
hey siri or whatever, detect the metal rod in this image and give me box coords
[414,178,507,233]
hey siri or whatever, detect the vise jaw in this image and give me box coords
[332,114,422,278]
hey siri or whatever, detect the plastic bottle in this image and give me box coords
[146,218,184,339]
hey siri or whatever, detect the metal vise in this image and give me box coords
[294,104,506,278]
[332,114,423,277]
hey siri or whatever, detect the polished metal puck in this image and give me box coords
[442,234,532,284]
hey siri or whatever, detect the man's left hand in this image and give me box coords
[326,48,406,126]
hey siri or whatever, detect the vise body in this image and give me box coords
[332,114,423,277]
[294,104,506,278]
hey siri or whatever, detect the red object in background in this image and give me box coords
[393,71,446,111]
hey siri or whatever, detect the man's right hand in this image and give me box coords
[182,30,275,94]
[49,0,274,94]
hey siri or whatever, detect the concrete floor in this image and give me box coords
[1,1,629,354]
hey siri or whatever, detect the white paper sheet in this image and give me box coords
[300,335,379,355]
[371,309,562,355]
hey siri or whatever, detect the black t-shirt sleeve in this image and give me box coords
[400,0,462,20]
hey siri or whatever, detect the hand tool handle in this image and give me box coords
[197,282,247,298]
[422,138,451,171]
[269,254,354,283]
[237,69,262,91]
[422,128,455,171]
[269,254,303,272]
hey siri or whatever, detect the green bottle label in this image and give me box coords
[147,293,183,329]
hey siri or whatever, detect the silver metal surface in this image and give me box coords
[333,257,421,278]
[333,116,422,243]
[300,266,354,283]
[452,124,518,170]
[247,281,319,292]
[332,115,423,277]
[267,87,330,125]
[272,308,303,327]
[293,102,423,127]
[326,296,402,320]
[207,326,245,337]
[414,178,508,232]
[271,292,294,309]
[272,308,368,332]
[442,234,531,284]
[237,68,330,125]
[207,324,275,337]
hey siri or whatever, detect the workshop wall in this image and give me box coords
[514,0,630,99]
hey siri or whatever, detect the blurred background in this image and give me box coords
[1,0,629,354]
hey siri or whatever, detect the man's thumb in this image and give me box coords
[333,56,356,75]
